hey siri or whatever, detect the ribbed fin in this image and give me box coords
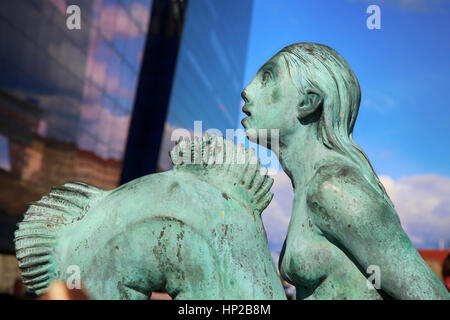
[14,181,105,295]
[169,134,274,214]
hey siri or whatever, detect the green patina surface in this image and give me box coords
[14,135,286,300]
[241,42,449,300]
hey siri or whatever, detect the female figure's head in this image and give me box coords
[241,42,392,206]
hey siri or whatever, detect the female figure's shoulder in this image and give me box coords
[306,161,396,228]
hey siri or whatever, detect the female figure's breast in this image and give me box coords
[279,199,382,299]
[279,224,336,290]
[278,199,336,291]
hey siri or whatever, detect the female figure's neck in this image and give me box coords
[276,125,332,193]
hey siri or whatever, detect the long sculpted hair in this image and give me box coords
[280,42,394,208]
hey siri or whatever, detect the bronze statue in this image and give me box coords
[14,135,286,299]
[241,42,449,300]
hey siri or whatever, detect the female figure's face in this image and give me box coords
[241,52,301,144]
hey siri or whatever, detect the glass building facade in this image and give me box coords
[157,0,254,170]
[0,0,253,255]
[0,0,254,296]
[0,0,152,251]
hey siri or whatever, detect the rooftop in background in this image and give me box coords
[419,249,450,266]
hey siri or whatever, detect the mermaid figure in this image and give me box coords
[14,135,286,300]
[241,42,449,299]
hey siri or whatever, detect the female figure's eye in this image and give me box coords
[262,71,271,82]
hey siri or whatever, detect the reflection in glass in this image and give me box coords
[0,0,152,229]
[157,0,254,171]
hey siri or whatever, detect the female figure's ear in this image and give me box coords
[297,88,324,121]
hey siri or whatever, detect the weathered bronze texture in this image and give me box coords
[14,135,286,300]
[241,42,449,300]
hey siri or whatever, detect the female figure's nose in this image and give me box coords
[241,90,249,103]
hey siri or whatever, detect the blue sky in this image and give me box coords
[239,0,450,251]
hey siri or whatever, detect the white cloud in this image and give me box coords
[380,174,450,247]
[261,170,293,254]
